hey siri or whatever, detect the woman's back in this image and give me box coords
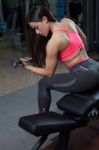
[51,18,89,69]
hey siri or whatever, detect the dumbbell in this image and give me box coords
[11,57,32,68]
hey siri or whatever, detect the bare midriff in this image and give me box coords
[64,48,89,69]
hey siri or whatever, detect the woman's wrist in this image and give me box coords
[24,65,33,71]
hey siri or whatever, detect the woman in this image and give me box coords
[21,6,99,112]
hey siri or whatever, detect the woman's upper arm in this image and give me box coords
[45,37,63,76]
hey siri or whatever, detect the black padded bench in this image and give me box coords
[19,112,76,150]
[57,87,99,119]
[18,86,99,150]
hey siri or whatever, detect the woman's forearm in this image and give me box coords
[24,65,52,77]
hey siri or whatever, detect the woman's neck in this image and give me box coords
[49,22,60,33]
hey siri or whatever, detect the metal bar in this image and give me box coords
[0,0,4,21]
[55,131,70,150]
[31,136,48,150]
[25,0,30,18]
[82,0,95,51]
[95,0,99,51]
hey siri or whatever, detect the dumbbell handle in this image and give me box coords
[11,57,32,68]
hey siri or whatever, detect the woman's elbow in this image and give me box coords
[45,70,54,78]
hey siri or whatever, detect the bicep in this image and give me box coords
[45,39,60,76]
[45,54,57,76]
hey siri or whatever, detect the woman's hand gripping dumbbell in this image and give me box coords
[11,57,32,68]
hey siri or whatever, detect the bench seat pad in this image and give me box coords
[18,111,76,136]
[57,94,95,117]
[57,87,99,117]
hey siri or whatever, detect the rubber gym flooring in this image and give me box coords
[0,84,64,150]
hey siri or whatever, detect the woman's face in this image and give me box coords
[29,17,50,37]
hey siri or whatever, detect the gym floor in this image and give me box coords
[0,38,99,150]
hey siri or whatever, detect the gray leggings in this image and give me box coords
[38,58,99,112]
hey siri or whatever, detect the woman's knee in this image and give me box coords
[38,77,49,88]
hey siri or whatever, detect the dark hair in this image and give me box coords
[26,6,56,67]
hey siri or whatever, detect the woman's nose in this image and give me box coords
[36,29,42,35]
[36,29,40,34]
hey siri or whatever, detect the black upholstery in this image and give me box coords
[78,87,99,102]
[57,94,95,117]
[57,88,99,117]
[18,86,99,150]
[79,87,99,109]
[19,111,76,136]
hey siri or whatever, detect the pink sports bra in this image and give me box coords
[55,29,85,61]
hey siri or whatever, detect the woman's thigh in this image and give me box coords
[38,71,77,93]
[39,66,99,93]
[52,67,99,93]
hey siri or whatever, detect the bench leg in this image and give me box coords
[31,135,48,150]
[56,131,70,150]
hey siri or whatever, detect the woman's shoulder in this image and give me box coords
[61,18,73,24]
[47,31,70,51]
[60,18,77,32]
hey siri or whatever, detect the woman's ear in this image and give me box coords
[42,16,48,23]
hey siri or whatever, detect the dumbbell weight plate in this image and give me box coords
[11,59,19,68]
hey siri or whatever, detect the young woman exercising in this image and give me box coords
[21,6,99,112]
